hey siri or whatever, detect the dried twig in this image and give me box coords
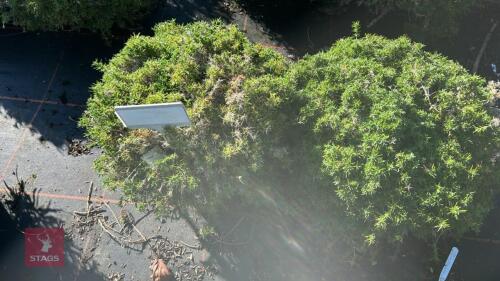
[104,201,123,229]
[99,219,123,235]
[132,224,147,242]
[73,208,104,216]
[464,236,500,245]
[473,21,498,73]
[367,8,390,29]
[98,218,122,243]
[222,216,245,239]
[214,217,255,247]
[67,139,90,156]
[125,235,162,244]
[213,237,250,246]
[306,26,314,49]
[179,240,200,249]
[86,181,93,212]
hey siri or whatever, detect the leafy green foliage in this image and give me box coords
[293,34,499,244]
[82,20,498,245]
[80,21,295,213]
[0,0,153,35]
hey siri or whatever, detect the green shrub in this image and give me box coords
[82,20,499,246]
[80,20,295,212]
[293,34,499,244]
[0,0,154,35]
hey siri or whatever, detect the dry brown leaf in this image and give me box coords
[150,258,171,281]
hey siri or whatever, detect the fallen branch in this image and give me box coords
[99,219,123,235]
[86,181,94,211]
[464,236,500,245]
[73,208,104,216]
[306,26,314,49]
[132,224,147,242]
[367,8,390,29]
[98,218,122,243]
[125,235,162,245]
[179,240,200,249]
[473,21,498,73]
[222,216,245,239]
[213,237,250,246]
[214,219,255,247]
[98,216,158,249]
[104,201,123,229]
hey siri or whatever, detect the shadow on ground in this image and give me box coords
[0,0,229,150]
[235,0,500,78]
[452,197,500,281]
[177,171,431,281]
[0,173,107,280]
[146,0,231,29]
[0,31,119,148]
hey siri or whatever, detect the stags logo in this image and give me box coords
[24,228,64,267]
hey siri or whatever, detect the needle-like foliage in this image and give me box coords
[0,0,153,35]
[80,21,295,212]
[294,34,499,244]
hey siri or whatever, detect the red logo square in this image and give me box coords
[24,228,64,267]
